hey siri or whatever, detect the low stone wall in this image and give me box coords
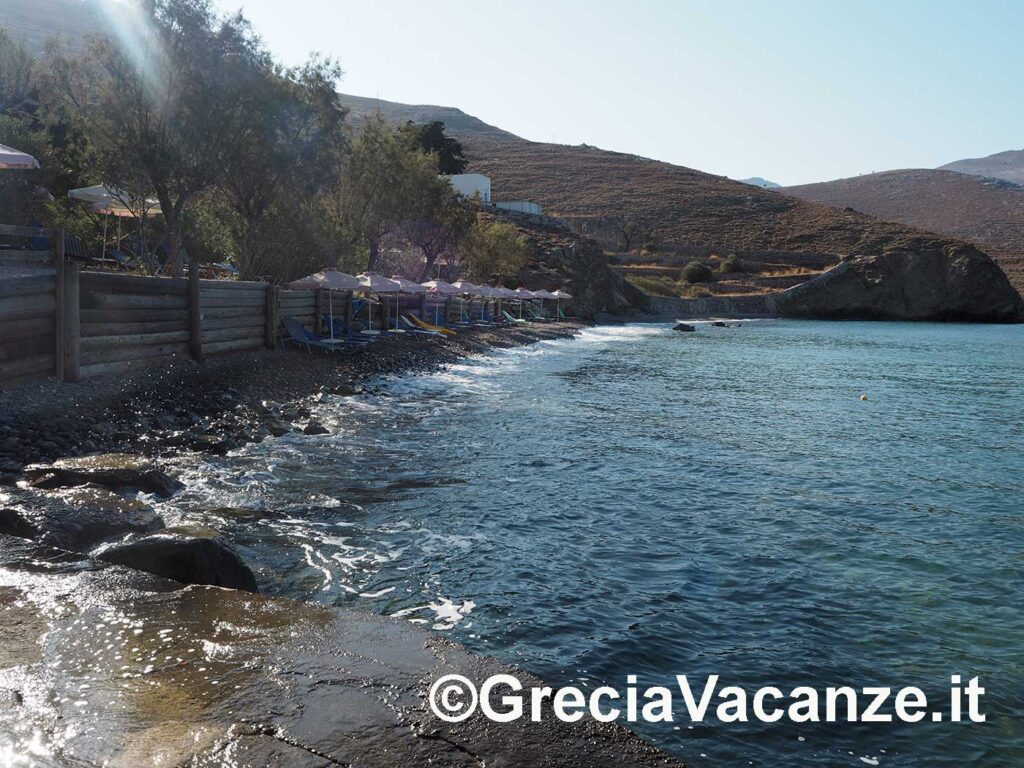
[647,293,777,318]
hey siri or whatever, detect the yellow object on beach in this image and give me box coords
[406,314,456,336]
[860,394,869,401]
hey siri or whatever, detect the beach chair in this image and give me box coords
[405,313,457,336]
[483,308,507,325]
[324,316,375,345]
[281,317,351,354]
[460,307,496,327]
[502,310,529,325]
[399,315,442,338]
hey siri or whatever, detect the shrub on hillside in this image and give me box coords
[681,260,714,283]
[720,254,744,273]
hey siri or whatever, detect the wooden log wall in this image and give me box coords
[198,278,268,357]
[79,272,190,379]
[0,274,57,385]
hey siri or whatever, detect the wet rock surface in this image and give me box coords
[14,485,165,551]
[95,526,258,592]
[0,538,682,767]
[24,454,181,497]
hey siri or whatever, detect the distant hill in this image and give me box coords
[782,169,1024,292]
[460,135,973,261]
[940,149,1024,186]
[0,0,106,53]
[335,94,519,140]
[737,177,781,189]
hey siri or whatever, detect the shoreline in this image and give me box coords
[0,319,686,765]
[0,322,587,477]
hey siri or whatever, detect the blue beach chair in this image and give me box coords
[281,317,352,354]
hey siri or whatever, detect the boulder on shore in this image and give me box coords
[19,485,165,551]
[95,526,258,592]
[24,454,181,497]
[775,245,1024,322]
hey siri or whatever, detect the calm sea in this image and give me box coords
[163,320,1024,767]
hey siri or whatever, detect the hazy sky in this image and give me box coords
[212,0,1024,185]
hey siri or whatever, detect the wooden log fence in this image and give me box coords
[2,250,520,387]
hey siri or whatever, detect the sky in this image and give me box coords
[211,0,1024,186]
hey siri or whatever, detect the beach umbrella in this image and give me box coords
[389,275,426,330]
[513,287,535,319]
[290,269,361,338]
[551,289,573,319]
[422,278,460,324]
[451,280,486,323]
[70,184,160,261]
[0,144,39,170]
[357,272,401,333]
[531,288,557,319]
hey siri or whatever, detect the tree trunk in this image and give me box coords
[367,237,381,271]
[418,246,438,282]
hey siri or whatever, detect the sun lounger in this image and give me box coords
[405,313,457,336]
[324,316,375,345]
[399,315,442,337]
[282,316,354,353]
[502,310,529,325]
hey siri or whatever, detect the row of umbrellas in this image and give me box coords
[289,270,572,335]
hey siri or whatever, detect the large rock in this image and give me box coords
[20,485,165,551]
[94,526,258,592]
[24,454,181,497]
[0,547,684,767]
[774,245,1024,322]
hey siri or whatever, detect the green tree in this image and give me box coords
[402,120,467,174]
[51,0,269,276]
[460,220,532,282]
[402,182,475,281]
[219,56,348,279]
[681,259,714,283]
[0,27,37,116]
[330,115,440,271]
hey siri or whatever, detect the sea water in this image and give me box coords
[161,320,1024,767]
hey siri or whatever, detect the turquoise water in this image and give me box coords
[165,320,1024,767]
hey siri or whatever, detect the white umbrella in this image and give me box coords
[452,280,485,323]
[69,184,157,217]
[0,144,39,170]
[513,287,535,319]
[357,272,401,333]
[289,269,361,339]
[390,275,427,293]
[532,289,557,319]
[390,275,426,330]
[551,289,573,319]
[70,184,160,261]
[422,278,460,324]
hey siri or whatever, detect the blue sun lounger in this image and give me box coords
[282,316,355,353]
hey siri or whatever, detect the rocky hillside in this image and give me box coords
[461,137,975,257]
[479,210,648,318]
[940,148,1024,185]
[782,169,1024,292]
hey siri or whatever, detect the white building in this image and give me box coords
[494,201,542,215]
[446,173,491,203]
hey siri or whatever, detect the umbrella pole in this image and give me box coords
[102,214,108,260]
[329,290,334,339]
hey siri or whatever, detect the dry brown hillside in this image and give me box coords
[941,149,1024,186]
[461,136,974,267]
[782,170,1024,292]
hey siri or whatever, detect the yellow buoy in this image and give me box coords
[860,394,868,401]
